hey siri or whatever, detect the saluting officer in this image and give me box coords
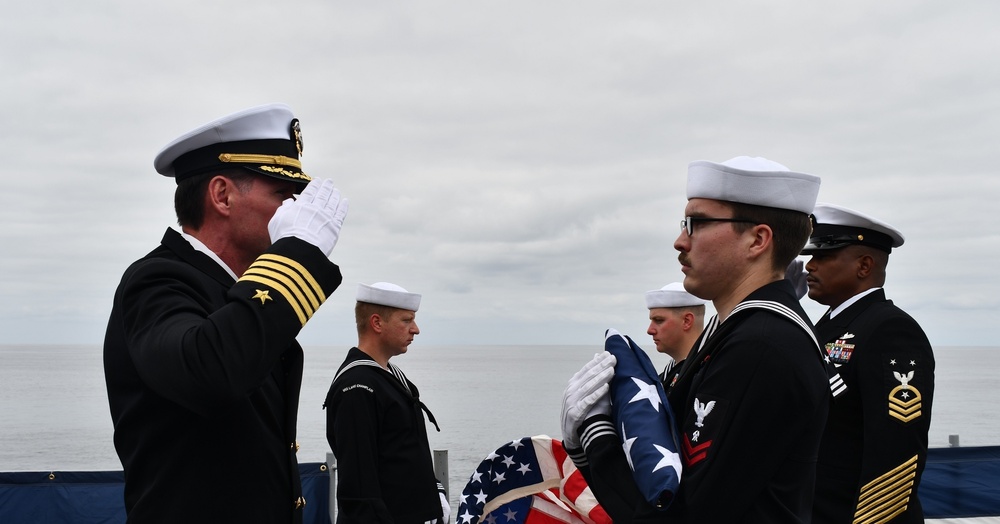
[804,203,935,523]
[104,104,348,523]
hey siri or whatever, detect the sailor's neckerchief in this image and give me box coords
[333,355,441,432]
[668,296,847,405]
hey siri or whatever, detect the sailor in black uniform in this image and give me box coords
[325,282,449,524]
[804,203,934,524]
[644,282,706,390]
[562,156,835,523]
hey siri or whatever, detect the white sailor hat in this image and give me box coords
[802,202,905,254]
[645,282,707,309]
[153,103,311,185]
[356,282,421,311]
[686,156,821,214]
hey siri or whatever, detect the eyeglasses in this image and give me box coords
[680,216,758,236]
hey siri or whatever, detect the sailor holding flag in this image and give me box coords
[561,156,836,523]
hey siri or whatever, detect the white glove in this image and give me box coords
[785,258,808,299]
[268,178,349,256]
[425,484,451,524]
[439,488,451,524]
[560,352,616,450]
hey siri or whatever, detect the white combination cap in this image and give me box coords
[356,282,421,311]
[802,202,905,254]
[686,156,821,214]
[645,282,707,309]
[153,103,310,184]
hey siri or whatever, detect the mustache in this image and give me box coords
[678,254,690,266]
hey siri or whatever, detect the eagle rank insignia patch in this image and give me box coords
[682,397,723,468]
[888,364,923,423]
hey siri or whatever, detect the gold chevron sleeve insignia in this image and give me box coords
[238,254,327,326]
[852,454,918,524]
[888,385,923,423]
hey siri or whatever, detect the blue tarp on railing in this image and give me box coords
[0,462,330,524]
[920,446,1000,519]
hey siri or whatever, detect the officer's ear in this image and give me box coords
[856,252,875,280]
[205,175,234,218]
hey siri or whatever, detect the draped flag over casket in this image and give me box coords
[457,435,610,524]
[605,329,682,509]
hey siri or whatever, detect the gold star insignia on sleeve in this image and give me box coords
[252,289,273,305]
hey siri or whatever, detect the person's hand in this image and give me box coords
[438,487,451,524]
[425,482,451,524]
[560,352,616,449]
[268,178,349,256]
[785,258,808,299]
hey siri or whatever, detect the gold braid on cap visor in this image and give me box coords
[218,153,302,168]
[218,153,310,181]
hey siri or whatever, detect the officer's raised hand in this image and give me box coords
[269,178,349,256]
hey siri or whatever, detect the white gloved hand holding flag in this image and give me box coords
[560,352,616,450]
[604,328,682,510]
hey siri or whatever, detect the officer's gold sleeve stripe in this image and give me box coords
[250,260,322,311]
[257,254,326,303]
[245,267,317,316]
[852,454,918,524]
[240,274,308,325]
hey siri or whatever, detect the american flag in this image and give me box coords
[457,435,610,524]
[605,329,682,510]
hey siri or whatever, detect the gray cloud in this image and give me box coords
[2,1,997,347]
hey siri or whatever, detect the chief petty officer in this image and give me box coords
[803,203,934,524]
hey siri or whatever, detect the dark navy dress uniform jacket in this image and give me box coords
[104,228,342,523]
[571,280,830,524]
[812,289,934,524]
[325,347,443,524]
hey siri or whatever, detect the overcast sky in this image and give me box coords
[2,1,997,348]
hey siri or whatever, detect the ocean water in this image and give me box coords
[1,344,997,506]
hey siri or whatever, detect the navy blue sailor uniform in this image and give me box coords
[812,289,934,524]
[325,347,443,524]
[659,359,685,392]
[569,280,832,523]
[104,228,342,523]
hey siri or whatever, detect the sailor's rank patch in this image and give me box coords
[682,396,726,468]
[886,357,923,423]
